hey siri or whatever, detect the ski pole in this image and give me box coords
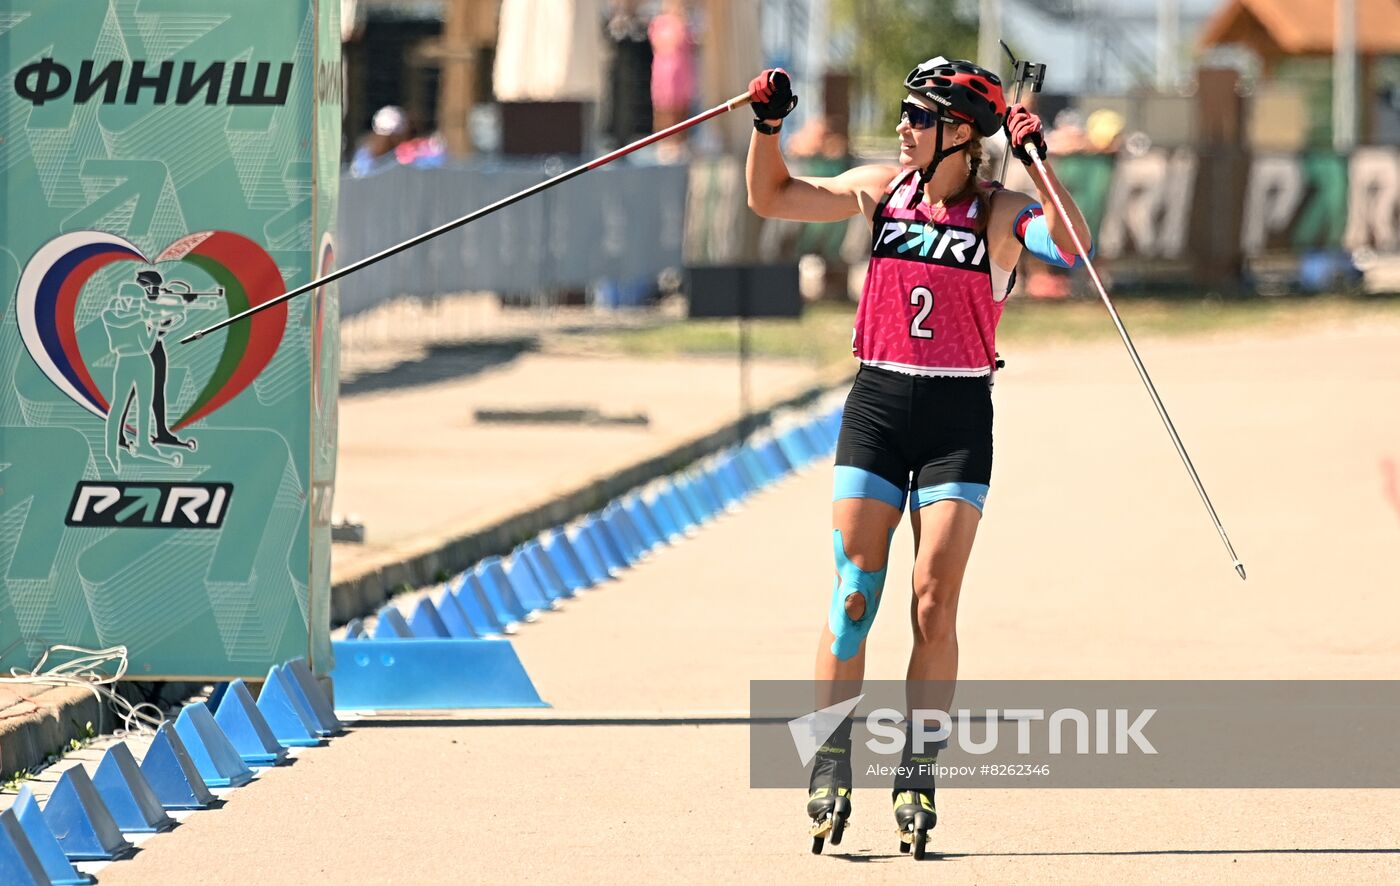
[181,90,755,344]
[995,41,1045,184]
[1023,143,1247,581]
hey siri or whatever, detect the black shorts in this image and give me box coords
[834,364,994,512]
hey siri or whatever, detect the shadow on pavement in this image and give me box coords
[341,337,537,397]
[935,848,1400,859]
[347,715,787,728]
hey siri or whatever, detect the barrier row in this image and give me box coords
[327,403,845,710]
[0,660,340,885]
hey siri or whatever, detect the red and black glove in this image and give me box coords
[748,68,798,122]
[1005,103,1047,166]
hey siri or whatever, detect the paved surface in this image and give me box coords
[79,320,1400,882]
[331,315,817,585]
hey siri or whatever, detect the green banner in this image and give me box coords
[0,0,340,678]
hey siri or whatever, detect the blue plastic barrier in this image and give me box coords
[602,505,643,563]
[373,606,413,639]
[643,489,680,541]
[0,809,46,886]
[454,572,507,635]
[256,664,322,748]
[174,703,254,789]
[140,723,217,809]
[409,597,452,638]
[776,427,810,467]
[521,541,572,601]
[476,558,531,624]
[204,681,230,716]
[604,502,644,560]
[503,551,553,612]
[761,438,794,478]
[435,589,482,638]
[659,483,694,534]
[738,445,772,488]
[621,497,660,550]
[700,465,729,509]
[567,521,613,585]
[582,512,627,573]
[213,680,289,766]
[720,457,751,498]
[331,638,548,709]
[542,529,592,592]
[10,788,89,885]
[42,768,132,861]
[282,659,343,736]
[684,474,714,522]
[92,743,175,833]
[670,475,704,525]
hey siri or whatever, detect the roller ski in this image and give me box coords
[151,430,197,452]
[805,717,853,855]
[892,724,941,859]
[893,789,936,859]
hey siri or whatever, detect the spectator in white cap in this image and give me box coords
[351,105,411,177]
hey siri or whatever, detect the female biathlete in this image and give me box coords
[745,59,1093,856]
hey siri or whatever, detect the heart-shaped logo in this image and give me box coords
[17,230,287,433]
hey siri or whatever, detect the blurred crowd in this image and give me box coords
[350,0,703,175]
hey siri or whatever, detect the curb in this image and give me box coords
[330,369,855,625]
[0,683,202,781]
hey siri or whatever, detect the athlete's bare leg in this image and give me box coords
[905,500,981,716]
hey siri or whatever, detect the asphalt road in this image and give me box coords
[103,320,1400,884]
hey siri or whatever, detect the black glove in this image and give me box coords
[748,68,798,121]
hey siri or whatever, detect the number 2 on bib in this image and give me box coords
[909,286,934,339]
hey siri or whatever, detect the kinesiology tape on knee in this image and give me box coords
[828,528,894,661]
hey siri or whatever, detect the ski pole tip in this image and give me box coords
[1233,561,1247,581]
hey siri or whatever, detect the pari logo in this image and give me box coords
[17,230,287,473]
[67,482,232,529]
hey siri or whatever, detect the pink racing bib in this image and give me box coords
[853,169,1013,377]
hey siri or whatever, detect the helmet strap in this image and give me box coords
[917,117,969,190]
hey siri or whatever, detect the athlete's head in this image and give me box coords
[899,58,1007,185]
[896,92,974,172]
[135,269,163,293]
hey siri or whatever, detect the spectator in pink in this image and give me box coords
[649,0,697,153]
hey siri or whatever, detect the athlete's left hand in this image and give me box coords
[1006,104,1047,166]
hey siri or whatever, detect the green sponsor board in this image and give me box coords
[0,1,340,678]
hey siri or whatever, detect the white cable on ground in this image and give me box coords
[4,644,168,737]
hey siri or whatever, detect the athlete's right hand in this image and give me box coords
[748,68,798,121]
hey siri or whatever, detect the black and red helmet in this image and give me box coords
[904,57,1007,138]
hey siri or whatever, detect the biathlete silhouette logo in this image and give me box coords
[16,230,288,473]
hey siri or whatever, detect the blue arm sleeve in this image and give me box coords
[1015,204,1094,269]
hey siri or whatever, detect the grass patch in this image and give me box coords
[582,295,1400,367]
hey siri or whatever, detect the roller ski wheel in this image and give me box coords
[806,788,851,855]
[894,790,936,860]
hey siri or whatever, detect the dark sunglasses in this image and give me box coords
[900,100,957,131]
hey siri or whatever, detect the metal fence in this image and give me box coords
[336,160,690,317]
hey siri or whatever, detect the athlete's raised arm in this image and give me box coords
[744,69,896,224]
[985,104,1094,270]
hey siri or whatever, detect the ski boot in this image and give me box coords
[893,727,940,859]
[805,717,853,855]
[893,788,936,859]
